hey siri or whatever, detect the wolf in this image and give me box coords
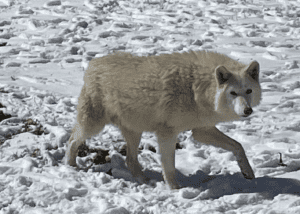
[65,50,261,189]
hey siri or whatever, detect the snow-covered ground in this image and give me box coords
[1,0,300,213]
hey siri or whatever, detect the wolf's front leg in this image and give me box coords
[192,127,255,179]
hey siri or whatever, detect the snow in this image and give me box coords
[0,0,300,213]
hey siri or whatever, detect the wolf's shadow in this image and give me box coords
[98,154,300,200]
[144,169,300,199]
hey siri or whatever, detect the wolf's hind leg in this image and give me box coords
[157,133,180,189]
[65,85,107,166]
[120,126,148,184]
[65,121,106,166]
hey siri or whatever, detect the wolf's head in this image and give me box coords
[214,61,261,120]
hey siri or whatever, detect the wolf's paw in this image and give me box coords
[64,154,77,167]
[238,158,255,180]
[242,171,255,180]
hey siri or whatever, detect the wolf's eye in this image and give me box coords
[230,91,237,96]
[246,89,252,94]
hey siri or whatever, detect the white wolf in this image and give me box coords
[65,50,261,189]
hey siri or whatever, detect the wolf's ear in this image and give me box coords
[215,65,232,85]
[245,61,259,82]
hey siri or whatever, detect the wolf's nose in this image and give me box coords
[244,107,253,115]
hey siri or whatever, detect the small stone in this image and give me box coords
[5,62,21,67]
[95,19,103,25]
[77,21,88,28]
[18,8,34,14]
[70,47,79,55]
[192,39,203,46]
[29,59,51,64]
[45,0,61,6]
[48,37,63,44]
